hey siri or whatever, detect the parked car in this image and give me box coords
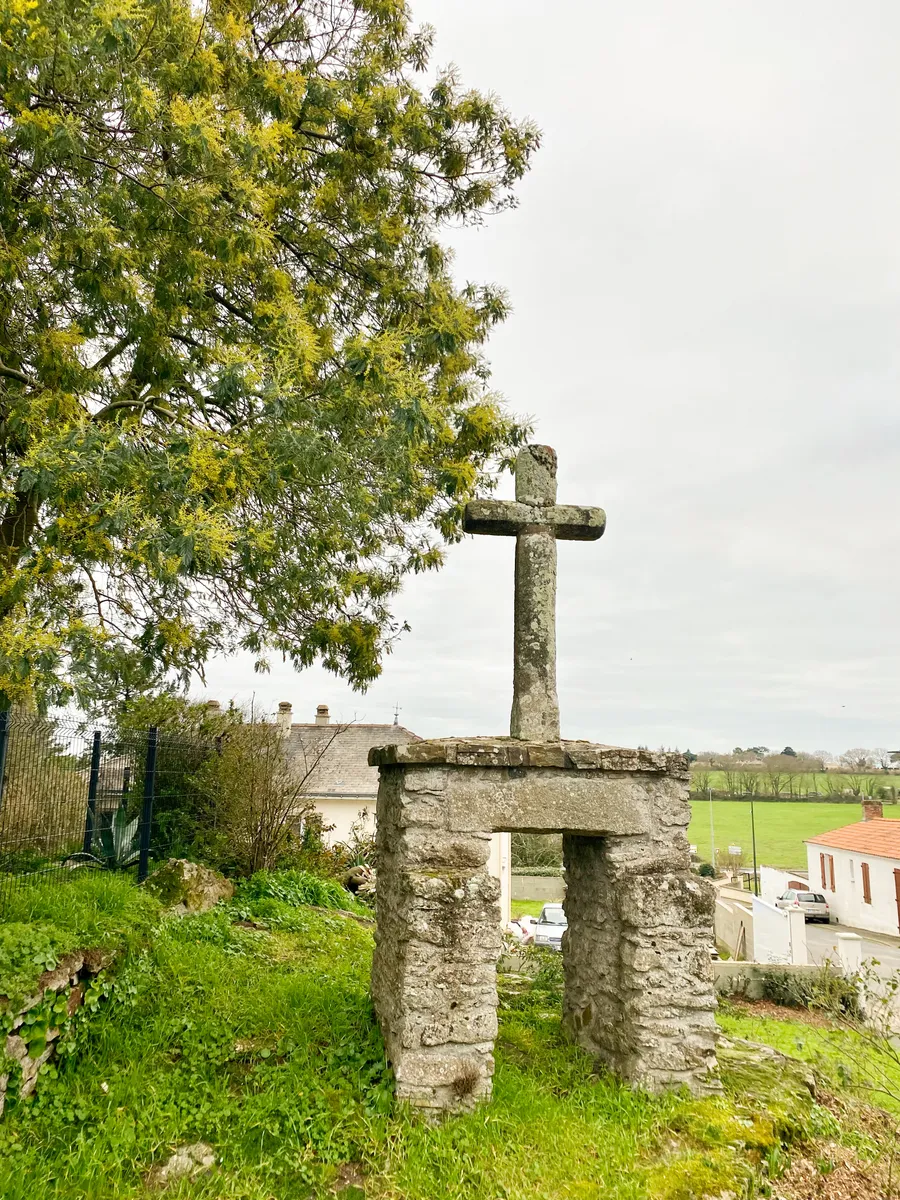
[774,889,830,923]
[533,903,567,951]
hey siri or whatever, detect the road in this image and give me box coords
[807,923,900,975]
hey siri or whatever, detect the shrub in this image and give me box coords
[511,832,562,869]
[190,723,317,875]
[697,862,717,878]
[760,967,861,1018]
[235,869,353,911]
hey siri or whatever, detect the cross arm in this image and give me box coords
[463,500,606,540]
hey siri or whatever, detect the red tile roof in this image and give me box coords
[806,818,900,861]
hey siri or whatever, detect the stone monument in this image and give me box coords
[370,445,719,1112]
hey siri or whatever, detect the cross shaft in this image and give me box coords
[463,445,605,742]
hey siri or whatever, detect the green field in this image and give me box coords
[688,799,900,870]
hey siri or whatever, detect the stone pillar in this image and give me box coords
[562,776,720,1095]
[372,764,500,1112]
[369,738,721,1110]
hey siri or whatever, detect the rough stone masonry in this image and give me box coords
[370,446,719,1112]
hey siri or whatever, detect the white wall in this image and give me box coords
[760,866,809,905]
[807,842,900,937]
[714,897,754,961]
[315,797,374,846]
[752,895,807,965]
[487,832,512,926]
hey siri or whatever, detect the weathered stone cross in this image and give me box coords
[464,445,606,742]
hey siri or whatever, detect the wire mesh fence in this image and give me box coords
[0,711,213,899]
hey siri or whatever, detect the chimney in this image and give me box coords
[205,700,221,714]
[862,800,883,822]
[315,704,330,726]
[276,701,292,735]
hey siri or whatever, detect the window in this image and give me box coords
[862,862,872,905]
[820,853,826,888]
[849,859,855,883]
[799,894,826,904]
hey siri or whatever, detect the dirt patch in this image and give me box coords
[727,997,840,1030]
[778,1144,892,1200]
[331,1161,367,1195]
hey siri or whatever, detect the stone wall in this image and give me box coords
[1,949,114,1117]
[370,738,721,1111]
[511,872,565,901]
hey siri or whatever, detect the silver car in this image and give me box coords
[775,889,830,923]
[533,903,567,951]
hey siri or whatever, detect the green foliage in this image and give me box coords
[94,807,140,870]
[510,832,563,869]
[0,923,58,1004]
[114,696,233,857]
[0,0,537,709]
[760,968,862,1018]
[235,867,358,912]
[0,871,894,1198]
[0,872,160,1003]
[697,862,717,878]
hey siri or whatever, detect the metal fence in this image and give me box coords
[0,711,211,896]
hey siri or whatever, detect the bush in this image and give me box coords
[235,869,354,911]
[511,832,562,869]
[697,862,717,878]
[760,967,861,1019]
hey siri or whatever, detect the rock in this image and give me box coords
[343,865,376,896]
[144,860,234,914]
[146,1142,216,1188]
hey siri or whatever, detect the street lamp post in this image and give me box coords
[750,793,759,895]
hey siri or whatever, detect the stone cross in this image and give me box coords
[463,445,606,742]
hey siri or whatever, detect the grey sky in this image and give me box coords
[200,1,900,754]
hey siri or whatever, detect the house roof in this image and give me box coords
[284,722,419,798]
[806,818,900,862]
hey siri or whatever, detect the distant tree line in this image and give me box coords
[689,746,898,800]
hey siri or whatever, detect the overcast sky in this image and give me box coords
[200,1,900,755]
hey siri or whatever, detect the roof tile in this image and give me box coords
[806,818,900,861]
[284,723,418,798]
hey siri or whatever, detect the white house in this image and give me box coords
[276,702,512,925]
[805,801,900,937]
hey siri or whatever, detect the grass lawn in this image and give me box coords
[511,898,543,919]
[688,800,900,870]
[1,874,897,1198]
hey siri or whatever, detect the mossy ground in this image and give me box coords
[0,875,895,1198]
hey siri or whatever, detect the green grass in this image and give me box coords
[688,800,900,870]
[718,1001,900,1120]
[510,899,543,919]
[0,873,161,1003]
[1,877,895,1198]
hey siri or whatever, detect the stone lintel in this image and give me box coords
[369,738,688,778]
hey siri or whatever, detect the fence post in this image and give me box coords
[137,726,158,883]
[0,709,9,813]
[82,730,102,854]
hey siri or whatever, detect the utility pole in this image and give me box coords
[750,793,760,896]
[708,786,715,872]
